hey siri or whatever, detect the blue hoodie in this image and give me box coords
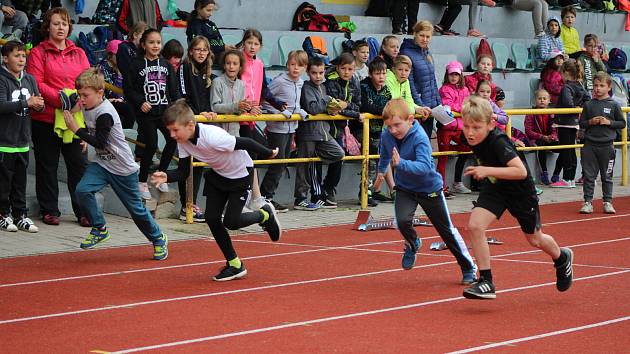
[378,120,443,193]
[399,38,441,108]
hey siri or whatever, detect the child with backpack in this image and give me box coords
[525,89,559,185]
[260,50,310,213]
[186,0,233,58]
[438,60,471,197]
[124,28,181,199]
[378,35,400,69]
[550,59,589,188]
[538,16,564,62]
[540,50,565,105]
[465,54,496,102]
[178,35,218,223]
[352,40,370,82]
[0,41,44,233]
[65,68,169,260]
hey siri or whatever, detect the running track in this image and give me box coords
[1,197,629,353]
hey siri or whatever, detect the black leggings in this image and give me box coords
[554,128,577,180]
[204,169,263,261]
[453,155,468,183]
[178,165,204,207]
[137,113,177,182]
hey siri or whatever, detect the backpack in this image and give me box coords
[92,0,123,25]
[363,36,380,62]
[476,38,495,64]
[341,39,355,54]
[291,2,340,32]
[77,26,113,66]
[608,48,628,71]
[303,36,330,65]
[611,74,629,106]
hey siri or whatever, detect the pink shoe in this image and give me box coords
[549,180,572,188]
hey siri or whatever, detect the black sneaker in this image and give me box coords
[555,247,574,292]
[212,262,247,281]
[260,203,282,241]
[463,279,496,299]
[270,200,289,213]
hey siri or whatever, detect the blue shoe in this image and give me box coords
[540,171,550,185]
[402,237,421,270]
[80,227,110,249]
[152,233,169,260]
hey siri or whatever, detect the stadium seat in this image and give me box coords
[222,34,241,46]
[332,36,346,58]
[511,42,533,71]
[492,41,511,71]
[278,35,303,67]
[469,42,479,71]
[529,78,540,106]
[258,45,273,67]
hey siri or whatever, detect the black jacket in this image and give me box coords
[556,80,589,126]
[178,61,216,114]
[125,56,181,119]
[0,66,40,150]
[324,70,362,137]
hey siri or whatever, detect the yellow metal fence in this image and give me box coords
[180,107,630,223]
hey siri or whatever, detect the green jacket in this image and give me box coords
[385,69,418,114]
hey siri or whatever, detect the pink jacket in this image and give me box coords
[240,52,264,127]
[27,39,90,124]
[438,83,470,131]
[464,71,496,102]
[540,68,564,105]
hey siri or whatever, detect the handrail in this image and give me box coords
[177,106,630,223]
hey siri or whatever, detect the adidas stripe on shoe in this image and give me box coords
[463,279,496,299]
[555,247,574,292]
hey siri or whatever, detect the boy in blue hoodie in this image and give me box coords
[378,98,476,284]
[0,41,44,233]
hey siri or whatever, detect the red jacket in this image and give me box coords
[524,112,558,144]
[464,71,496,102]
[27,39,90,124]
[540,68,564,105]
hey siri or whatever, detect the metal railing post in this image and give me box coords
[622,113,628,186]
[360,116,370,209]
[185,157,194,224]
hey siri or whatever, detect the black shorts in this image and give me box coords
[473,189,541,234]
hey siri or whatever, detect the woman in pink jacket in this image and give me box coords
[27,7,90,226]
[437,61,471,197]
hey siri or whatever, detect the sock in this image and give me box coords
[228,257,242,269]
[479,269,493,283]
[259,209,269,224]
[553,250,567,267]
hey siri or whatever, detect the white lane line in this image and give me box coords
[110,270,630,353]
[447,316,630,353]
[0,260,457,325]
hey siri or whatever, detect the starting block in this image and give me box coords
[429,236,504,252]
[353,210,431,231]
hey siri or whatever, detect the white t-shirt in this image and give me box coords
[178,124,253,179]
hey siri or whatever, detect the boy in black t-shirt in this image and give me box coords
[460,96,574,300]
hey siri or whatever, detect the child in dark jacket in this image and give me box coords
[294,57,345,210]
[124,29,181,199]
[549,59,589,188]
[324,52,365,205]
[0,41,44,233]
[578,72,626,215]
[186,0,232,58]
[524,89,559,185]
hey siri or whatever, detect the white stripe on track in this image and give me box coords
[447,316,630,353]
[109,270,630,353]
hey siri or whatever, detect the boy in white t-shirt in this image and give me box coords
[151,99,281,281]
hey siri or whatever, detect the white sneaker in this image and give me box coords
[15,217,38,233]
[157,182,169,193]
[138,182,152,200]
[452,182,472,194]
[0,215,17,232]
[579,201,593,214]
[603,202,616,214]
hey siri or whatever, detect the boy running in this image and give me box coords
[65,68,168,260]
[379,98,477,284]
[151,99,282,281]
[461,95,574,299]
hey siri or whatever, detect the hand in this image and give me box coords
[464,166,489,180]
[249,105,262,115]
[80,141,88,153]
[2,6,16,17]
[109,98,124,103]
[279,103,287,111]
[150,171,168,187]
[338,100,348,110]
[514,139,525,147]
[141,102,152,113]
[589,117,601,125]
[415,106,431,119]
[63,110,79,133]
[376,173,385,184]
[238,99,251,113]
[328,108,340,116]
[70,100,82,113]
[200,111,218,119]
[27,95,45,110]
[391,147,400,167]
[599,117,611,126]
[225,44,236,51]
[269,147,279,159]
[358,113,365,123]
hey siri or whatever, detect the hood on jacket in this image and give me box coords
[0,65,23,82]
[546,16,561,38]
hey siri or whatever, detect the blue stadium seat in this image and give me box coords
[222,34,241,46]
[278,35,303,67]
[332,36,346,58]
[258,45,273,67]
[492,41,511,71]
[529,78,540,106]
[511,42,533,71]
[470,42,479,71]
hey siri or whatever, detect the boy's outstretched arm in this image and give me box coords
[464,156,527,181]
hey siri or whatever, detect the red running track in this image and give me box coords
[1,198,629,353]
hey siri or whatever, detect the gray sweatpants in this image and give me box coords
[581,143,615,203]
[511,0,549,35]
[395,188,475,273]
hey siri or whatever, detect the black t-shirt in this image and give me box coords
[471,128,536,195]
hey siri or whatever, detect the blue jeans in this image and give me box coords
[76,163,161,242]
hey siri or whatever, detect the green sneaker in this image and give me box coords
[80,227,110,249]
[152,233,169,260]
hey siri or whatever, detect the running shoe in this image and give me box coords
[555,247,574,292]
[15,216,38,233]
[463,279,496,299]
[402,237,421,270]
[294,199,320,211]
[579,201,593,214]
[260,203,282,242]
[0,215,17,232]
[213,262,247,281]
[81,227,110,249]
[152,233,169,260]
[603,202,616,214]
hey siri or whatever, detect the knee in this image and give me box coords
[223,216,240,230]
[525,233,543,248]
[466,220,485,237]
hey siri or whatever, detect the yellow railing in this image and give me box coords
[180,107,630,223]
